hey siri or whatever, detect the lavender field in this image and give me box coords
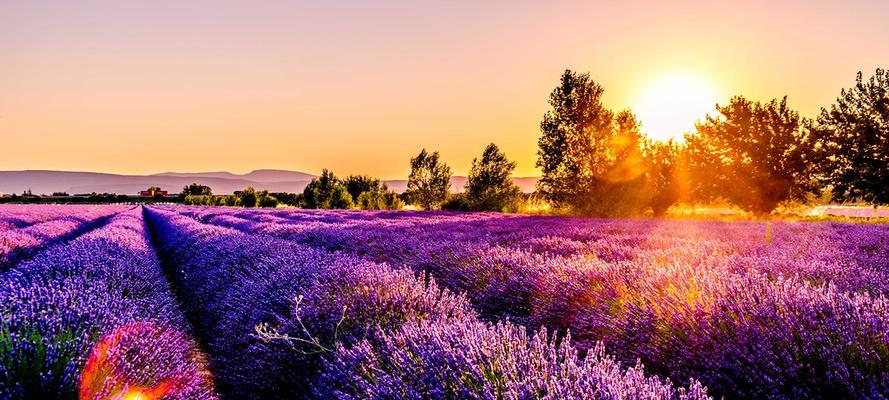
[2,205,887,399]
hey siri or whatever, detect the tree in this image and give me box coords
[814,68,889,205]
[302,169,354,209]
[406,149,451,210]
[536,70,647,216]
[465,143,523,212]
[686,96,819,215]
[329,185,354,209]
[343,175,401,210]
[237,187,258,207]
[357,184,403,210]
[537,70,612,210]
[256,190,279,208]
[642,139,685,216]
[343,175,382,203]
[302,169,340,209]
[181,183,212,197]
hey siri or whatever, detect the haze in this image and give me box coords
[2,0,887,178]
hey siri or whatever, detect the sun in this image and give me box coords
[633,73,720,142]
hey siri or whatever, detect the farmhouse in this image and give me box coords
[139,187,168,197]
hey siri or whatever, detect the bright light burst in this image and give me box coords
[633,73,720,142]
[120,390,150,400]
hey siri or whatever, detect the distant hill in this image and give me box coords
[0,170,538,195]
[151,169,315,182]
[0,170,314,195]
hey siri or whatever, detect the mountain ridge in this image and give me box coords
[150,169,315,182]
[0,170,538,195]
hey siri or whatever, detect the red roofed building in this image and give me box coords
[140,187,168,197]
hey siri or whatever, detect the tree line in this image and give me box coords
[535,68,888,216]
[182,67,886,216]
[283,143,523,212]
[178,141,525,213]
[180,174,404,210]
[395,67,887,216]
[180,185,281,208]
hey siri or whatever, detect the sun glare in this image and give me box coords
[633,73,720,142]
[121,390,149,400]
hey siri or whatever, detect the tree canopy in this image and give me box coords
[464,143,523,212]
[357,183,403,210]
[343,175,383,203]
[406,149,451,210]
[302,169,354,209]
[814,68,889,205]
[237,187,258,208]
[181,183,212,197]
[686,96,819,214]
[536,70,647,216]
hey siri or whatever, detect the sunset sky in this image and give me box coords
[2,0,887,178]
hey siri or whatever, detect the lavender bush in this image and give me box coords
[318,319,708,400]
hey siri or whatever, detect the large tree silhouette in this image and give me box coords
[537,70,612,210]
[465,143,522,212]
[302,169,353,209]
[406,149,451,210]
[343,175,382,203]
[536,70,647,216]
[180,183,212,198]
[686,96,819,214]
[814,68,889,205]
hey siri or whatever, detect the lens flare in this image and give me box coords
[79,322,207,400]
[121,391,148,400]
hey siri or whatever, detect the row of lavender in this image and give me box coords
[170,206,889,399]
[144,206,708,399]
[0,205,100,231]
[1,207,216,399]
[176,207,889,296]
[0,205,126,270]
